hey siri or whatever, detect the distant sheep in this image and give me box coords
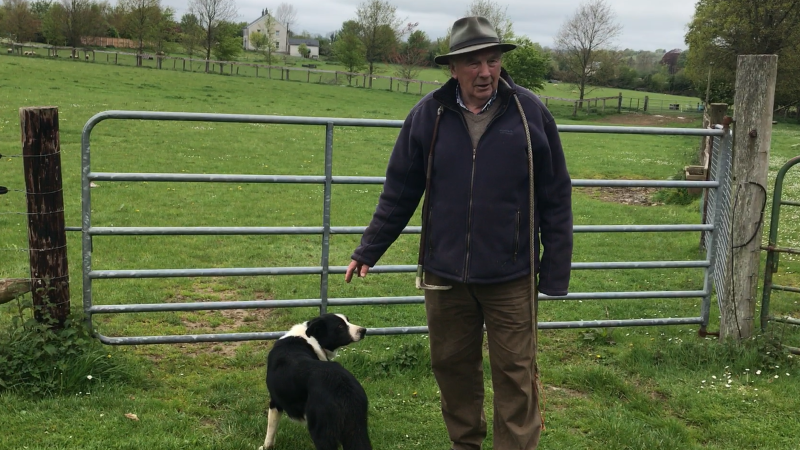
[85,54,89,60]
[6,48,12,54]
[23,51,36,56]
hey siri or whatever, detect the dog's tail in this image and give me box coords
[342,428,372,450]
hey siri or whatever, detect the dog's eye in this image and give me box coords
[338,324,345,329]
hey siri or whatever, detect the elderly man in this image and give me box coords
[346,16,573,450]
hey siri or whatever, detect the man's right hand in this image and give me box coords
[345,260,371,283]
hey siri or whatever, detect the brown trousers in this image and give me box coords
[424,272,541,450]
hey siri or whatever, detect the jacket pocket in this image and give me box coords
[513,208,520,263]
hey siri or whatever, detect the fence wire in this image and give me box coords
[705,130,734,309]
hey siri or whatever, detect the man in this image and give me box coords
[345,16,573,450]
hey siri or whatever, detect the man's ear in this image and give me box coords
[305,317,326,340]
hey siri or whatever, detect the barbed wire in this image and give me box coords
[0,187,65,195]
[1,275,70,283]
[0,152,63,158]
[0,244,68,252]
[0,209,65,215]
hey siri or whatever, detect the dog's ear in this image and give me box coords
[305,317,326,340]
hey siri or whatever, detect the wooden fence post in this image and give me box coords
[572,101,578,117]
[389,77,393,91]
[721,54,778,341]
[19,107,70,328]
[617,92,622,113]
[643,96,649,112]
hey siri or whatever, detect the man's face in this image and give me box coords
[450,48,503,108]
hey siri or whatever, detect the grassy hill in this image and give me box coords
[0,54,799,450]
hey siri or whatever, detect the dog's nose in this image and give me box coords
[357,327,367,339]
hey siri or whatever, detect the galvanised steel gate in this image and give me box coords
[81,111,732,345]
[760,155,800,354]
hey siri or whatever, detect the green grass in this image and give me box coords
[1,55,799,449]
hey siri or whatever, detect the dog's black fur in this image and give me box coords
[259,313,371,450]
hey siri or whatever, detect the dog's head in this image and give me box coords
[305,313,367,356]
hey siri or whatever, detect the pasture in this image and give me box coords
[1,56,799,449]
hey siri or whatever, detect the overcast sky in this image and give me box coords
[163,0,699,52]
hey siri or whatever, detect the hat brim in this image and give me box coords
[434,42,517,65]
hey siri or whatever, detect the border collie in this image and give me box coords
[258,313,371,450]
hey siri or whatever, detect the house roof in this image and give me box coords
[289,38,319,47]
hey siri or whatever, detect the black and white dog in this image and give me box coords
[259,313,371,450]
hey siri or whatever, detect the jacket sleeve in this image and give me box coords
[351,108,427,266]
[535,116,573,296]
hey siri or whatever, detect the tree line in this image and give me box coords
[2,0,797,109]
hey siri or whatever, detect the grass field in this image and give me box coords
[4,45,703,116]
[1,55,800,449]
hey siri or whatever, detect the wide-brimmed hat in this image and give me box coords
[434,16,516,65]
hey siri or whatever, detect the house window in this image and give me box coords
[256,29,260,33]
[275,42,279,48]
[275,30,280,36]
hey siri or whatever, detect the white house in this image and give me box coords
[242,12,289,52]
[288,38,320,58]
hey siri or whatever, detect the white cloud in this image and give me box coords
[164,0,698,51]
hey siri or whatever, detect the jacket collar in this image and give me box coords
[434,68,516,112]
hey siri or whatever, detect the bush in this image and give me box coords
[0,295,135,397]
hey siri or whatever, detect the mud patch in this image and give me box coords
[579,187,664,206]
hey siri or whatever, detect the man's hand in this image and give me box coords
[345,260,371,283]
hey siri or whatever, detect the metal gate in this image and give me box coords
[81,111,732,345]
[760,155,800,354]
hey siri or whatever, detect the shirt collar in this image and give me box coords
[456,84,497,114]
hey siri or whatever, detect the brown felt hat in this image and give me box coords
[434,16,516,65]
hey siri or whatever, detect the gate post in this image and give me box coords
[19,107,70,328]
[721,55,778,341]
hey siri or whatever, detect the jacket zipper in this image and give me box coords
[439,97,512,282]
[458,101,511,281]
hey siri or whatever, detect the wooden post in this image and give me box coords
[419,82,423,95]
[643,96,649,112]
[545,98,549,107]
[721,55,778,341]
[618,93,623,113]
[335,71,338,84]
[19,107,69,328]
[572,101,578,117]
[602,99,606,113]
[115,52,118,64]
[307,70,310,83]
[389,77,393,91]
[256,66,259,77]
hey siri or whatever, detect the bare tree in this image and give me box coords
[355,0,403,88]
[188,0,237,72]
[274,2,295,36]
[1,0,38,43]
[465,0,513,41]
[554,0,621,103]
[120,0,161,65]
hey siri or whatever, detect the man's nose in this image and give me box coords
[478,62,491,77]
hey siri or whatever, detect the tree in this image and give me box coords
[274,2,295,36]
[42,0,105,47]
[1,0,37,42]
[298,42,310,58]
[391,29,429,88]
[502,36,549,92]
[212,19,240,61]
[334,20,367,83]
[465,0,513,41]
[554,0,622,103]
[253,12,277,62]
[188,0,237,72]
[179,12,202,56]
[152,6,175,54]
[120,0,160,65]
[355,0,403,87]
[684,0,800,108]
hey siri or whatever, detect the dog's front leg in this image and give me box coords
[259,407,282,450]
